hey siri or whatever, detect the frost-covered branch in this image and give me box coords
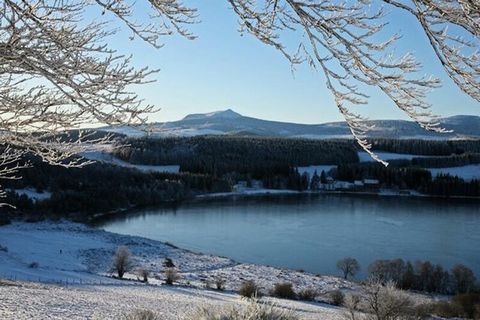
[0,0,196,201]
[228,0,479,163]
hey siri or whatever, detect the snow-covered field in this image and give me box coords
[81,151,180,173]
[0,221,355,319]
[0,280,346,320]
[428,165,480,181]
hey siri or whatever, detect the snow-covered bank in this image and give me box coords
[0,221,355,319]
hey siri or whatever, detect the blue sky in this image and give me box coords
[110,1,479,124]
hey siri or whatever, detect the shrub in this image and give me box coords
[431,300,462,319]
[137,269,150,283]
[329,290,344,306]
[163,258,175,268]
[297,288,318,301]
[185,298,299,320]
[123,309,161,320]
[28,262,39,269]
[164,267,180,285]
[204,279,212,289]
[239,280,261,298]
[112,246,133,279]
[344,294,361,320]
[453,293,480,319]
[411,304,434,320]
[215,277,226,291]
[363,280,414,320]
[271,283,296,300]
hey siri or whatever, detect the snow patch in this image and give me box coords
[428,165,480,181]
[10,188,51,201]
[358,151,426,162]
[82,152,180,173]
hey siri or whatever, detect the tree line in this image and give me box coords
[1,156,231,218]
[368,138,480,156]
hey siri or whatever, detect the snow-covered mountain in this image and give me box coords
[104,109,480,140]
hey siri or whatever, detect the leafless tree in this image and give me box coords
[0,0,197,202]
[228,0,479,165]
[344,280,415,320]
[137,268,150,283]
[451,264,477,294]
[112,245,134,279]
[337,257,360,280]
[343,293,361,320]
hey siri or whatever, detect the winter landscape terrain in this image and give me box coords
[0,221,361,319]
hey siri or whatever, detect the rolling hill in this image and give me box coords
[104,109,480,140]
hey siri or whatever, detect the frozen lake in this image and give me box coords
[95,194,480,278]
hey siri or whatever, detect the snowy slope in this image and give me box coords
[428,165,480,181]
[81,151,180,173]
[0,221,357,319]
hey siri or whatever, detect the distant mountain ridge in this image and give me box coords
[104,109,480,140]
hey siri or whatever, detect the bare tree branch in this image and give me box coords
[0,0,196,203]
[228,0,479,164]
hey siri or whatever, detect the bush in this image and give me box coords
[163,257,175,268]
[112,246,133,279]
[271,283,296,300]
[123,309,161,320]
[204,279,212,289]
[164,267,180,285]
[185,298,299,320]
[137,269,150,283]
[239,280,261,298]
[297,288,318,301]
[329,290,345,306]
[215,277,226,291]
[453,293,480,319]
[431,300,463,319]
[28,262,39,269]
[411,304,434,320]
[362,280,414,320]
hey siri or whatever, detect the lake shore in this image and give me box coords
[195,187,480,201]
[0,220,358,319]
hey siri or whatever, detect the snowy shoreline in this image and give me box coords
[0,220,358,319]
[0,220,355,292]
[195,188,480,201]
